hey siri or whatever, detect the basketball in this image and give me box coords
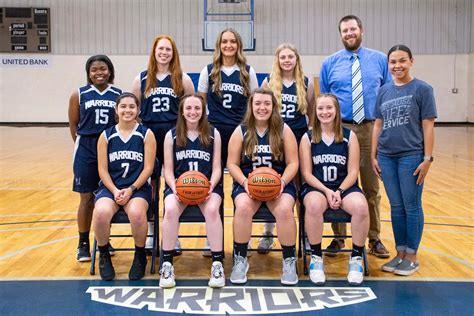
[175,171,210,205]
[247,167,281,201]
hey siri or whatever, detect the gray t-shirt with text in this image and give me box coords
[375,78,437,157]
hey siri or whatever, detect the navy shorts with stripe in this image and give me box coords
[72,135,100,193]
[94,183,152,206]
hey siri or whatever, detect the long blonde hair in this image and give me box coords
[144,35,184,98]
[175,94,211,148]
[311,93,343,143]
[268,43,308,114]
[243,88,284,161]
[210,28,250,97]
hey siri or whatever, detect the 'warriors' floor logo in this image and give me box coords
[87,286,377,314]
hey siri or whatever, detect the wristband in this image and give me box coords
[337,187,345,195]
[423,155,434,162]
[129,185,137,193]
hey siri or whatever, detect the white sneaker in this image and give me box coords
[159,262,176,288]
[202,239,212,257]
[230,255,249,284]
[309,255,325,285]
[347,256,364,285]
[174,239,182,256]
[208,261,225,288]
[145,222,154,249]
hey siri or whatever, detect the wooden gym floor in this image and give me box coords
[0,124,472,282]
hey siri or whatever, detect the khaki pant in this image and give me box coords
[332,122,381,240]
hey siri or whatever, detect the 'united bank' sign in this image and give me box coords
[87,286,377,314]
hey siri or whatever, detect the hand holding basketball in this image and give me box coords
[247,167,281,202]
[175,171,210,205]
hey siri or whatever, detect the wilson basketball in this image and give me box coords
[247,167,281,201]
[175,171,210,205]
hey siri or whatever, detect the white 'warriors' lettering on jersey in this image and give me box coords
[255,144,271,154]
[220,83,244,94]
[281,93,298,103]
[84,99,116,110]
[175,149,211,161]
[312,154,347,165]
[109,150,144,162]
[146,87,177,98]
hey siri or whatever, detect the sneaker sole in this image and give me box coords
[230,264,249,284]
[381,266,397,272]
[348,280,363,286]
[159,282,176,288]
[394,266,419,276]
[77,257,91,262]
[281,278,299,286]
[310,279,325,286]
[208,280,226,288]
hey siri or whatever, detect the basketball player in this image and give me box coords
[159,94,224,288]
[299,93,369,285]
[259,43,315,253]
[92,92,157,281]
[227,88,299,285]
[198,28,258,254]
[131,35,195,253]
[68,55,122,262]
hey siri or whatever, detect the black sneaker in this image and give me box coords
[129,252,147,281]
[325,239,345,257]
[108,243,115,257]
[99,252,115,281]
[76,242,91,262]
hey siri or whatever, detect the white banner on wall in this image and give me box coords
[0,55,51,68]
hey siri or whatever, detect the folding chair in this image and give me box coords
[90,164,160,276]
[159,203,225,267]
[300,205,369,276]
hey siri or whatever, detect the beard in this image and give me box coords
[342,35,362,51]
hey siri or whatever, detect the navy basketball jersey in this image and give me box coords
[239,125,286,177]
[172,127,215,180]
[207,64,250,126]
[308,127,351,188]
[77,84,122,136]
[139,71,180,124]
[104,123,150,189]
[280,76,309,131]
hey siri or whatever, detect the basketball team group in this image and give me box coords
[68,15,437,288]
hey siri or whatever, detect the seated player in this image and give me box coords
[299,93,369,285]
[92,92,156,281]
[160,94,224,288]
[227,88,299,286]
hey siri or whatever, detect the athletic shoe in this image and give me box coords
[381,257,404,272]
[76,242,91,262]
[394,259,419,276]
[230,255,249,284]
[281,257,298,285]
[257,231,275,254]
[309,255,325,285]
[368,239,390,258]
[174,239,182,256]
[208,261,225,288]
[347,256,364,285]
[108,243,115,257]
[159,262,176,288]
[99,252,115,281]
[325,239,345,257]
[129,252,147,280]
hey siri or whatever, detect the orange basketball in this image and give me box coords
[247,167,282,202]
[175,171,210,205]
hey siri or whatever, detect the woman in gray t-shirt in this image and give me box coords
[371,44,437,276]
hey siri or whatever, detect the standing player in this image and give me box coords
[92,92,156,281]
[159,95,224,288]
[227,88,299,285]
[319,15,392,257]
[131,35,195,251]
[259,43,315,253]
[372,45,437,275]
[198,28,258,254]
[300,93,369,285]
[68,55,122,262]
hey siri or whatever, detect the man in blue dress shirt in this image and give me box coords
[319,15,391,258]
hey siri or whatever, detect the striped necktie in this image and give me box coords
[351,53,365,123]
